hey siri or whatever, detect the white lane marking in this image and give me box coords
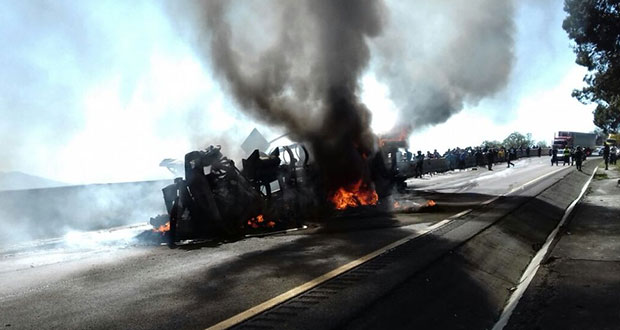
[492,166,598,330]
[426,158,563,193]
[506,166,570,195]
[481,166,570,205]
[205,213,468,330]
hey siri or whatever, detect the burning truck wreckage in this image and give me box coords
[133,0,451,246]
[144,130,437,245]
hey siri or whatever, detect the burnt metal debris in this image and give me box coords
[152,144,316,243]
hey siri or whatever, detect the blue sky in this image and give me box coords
[0,0,595,184]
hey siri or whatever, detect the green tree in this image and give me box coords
[502,132,534,148]
[563,0,620,132]
[536,140,549,148]
[480,140,502,148]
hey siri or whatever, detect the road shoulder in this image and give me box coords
[506,163,620,330]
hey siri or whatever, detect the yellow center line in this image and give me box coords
[206,165,571,330]
[205,217,458,330]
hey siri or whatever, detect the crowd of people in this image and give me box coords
[397,141,619,179]
[404,145,545,178]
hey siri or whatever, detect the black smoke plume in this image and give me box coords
[175,0,521,187]
[181,0,386,190]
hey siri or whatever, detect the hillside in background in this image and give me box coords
[0,171,67,191]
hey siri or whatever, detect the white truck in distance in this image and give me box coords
[553,131,597,155]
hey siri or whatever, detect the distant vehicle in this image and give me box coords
[553,131,597,151]
[593,145,620,157]
[593,146,605,156]
[554,153,564,162]
[606,133,620,147]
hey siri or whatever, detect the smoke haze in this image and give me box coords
[0,1,268,185]
[0,180,168,248]
[0,1,266,246]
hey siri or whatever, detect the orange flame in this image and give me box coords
[153,221,170,233]
[378,126,410,147]
[393,201,401,209]
[330,179,379,210]
[426,200,436,207]
[247,214,276,229]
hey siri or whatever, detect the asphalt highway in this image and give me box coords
[0,156,579,329]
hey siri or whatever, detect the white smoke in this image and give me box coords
[370,0,516,133]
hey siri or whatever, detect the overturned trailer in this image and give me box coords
[152,144,314,242]
[148,132,426,244]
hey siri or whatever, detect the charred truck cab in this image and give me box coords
[150,138,401,244]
